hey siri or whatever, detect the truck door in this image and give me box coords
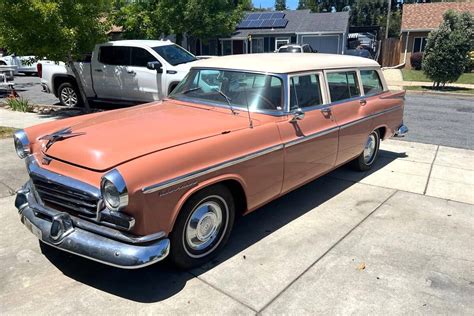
[91,45,130,100]
[122,47,162,102]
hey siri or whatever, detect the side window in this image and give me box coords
[99,46,130,65]
[360,70,383,95]
[130,47,158,67]
[326,71,361,102]
[290,74,323,110]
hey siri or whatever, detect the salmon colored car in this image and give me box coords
[14,54,408,269]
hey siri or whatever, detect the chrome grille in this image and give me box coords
[31,176,98,217]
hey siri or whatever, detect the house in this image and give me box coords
[187,10,349,56]
[400,2,474,69]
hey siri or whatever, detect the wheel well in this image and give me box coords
[220,180,247,216]
[0,61,6,65]
[376,126,387,140]
[168,82,179,95]
[53,76,77,97]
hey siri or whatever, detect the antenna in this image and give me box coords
[242,82,253,129]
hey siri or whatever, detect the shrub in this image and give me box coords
[6,97,32,112]
[422,10,473,88]
[410,52,423,70]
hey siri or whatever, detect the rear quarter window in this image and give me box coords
[326,71,361,102]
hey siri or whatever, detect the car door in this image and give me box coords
[92,45,130,100]
[325,70,373,166]
[277,72,339,194]
[122,47,163,102]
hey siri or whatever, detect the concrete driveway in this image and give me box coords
[0,136,473,315]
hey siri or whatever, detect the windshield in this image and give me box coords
[170,69,284,112]
[152,44,197,66]
[279,46,301,53]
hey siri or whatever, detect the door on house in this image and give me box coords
[233,40,244,54]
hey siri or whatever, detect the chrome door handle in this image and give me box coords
[320,107,332,116]
[360,99,367,106]
[94,69,103,72]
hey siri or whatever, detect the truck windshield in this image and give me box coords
[152,44,196,66]
[170,69,284,112]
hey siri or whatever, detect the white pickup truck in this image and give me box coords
[38,40,200,107]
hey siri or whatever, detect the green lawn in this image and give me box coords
[402,70,474,84]
[404,85,474,95]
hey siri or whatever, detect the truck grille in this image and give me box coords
[31,175,99,218]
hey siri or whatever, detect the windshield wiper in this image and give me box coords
[213,88,237,115]
[180,87,202,95]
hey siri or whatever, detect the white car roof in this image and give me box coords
[106,40,174,48]
[192,53,380,73]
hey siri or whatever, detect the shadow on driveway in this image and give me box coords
[40,151,402,303]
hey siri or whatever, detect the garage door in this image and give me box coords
[301,35,340,54]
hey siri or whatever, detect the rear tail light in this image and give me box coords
[37,63,42,78]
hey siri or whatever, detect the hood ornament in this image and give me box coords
[39,127,86,150]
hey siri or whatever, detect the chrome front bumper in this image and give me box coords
[15,182,170,269]
[394,124,409,137]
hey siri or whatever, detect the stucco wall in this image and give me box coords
[400,31,430,69]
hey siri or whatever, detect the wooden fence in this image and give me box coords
[379,38,402,67]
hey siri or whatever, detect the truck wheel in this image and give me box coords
[169,184,235,269]
[58,82,82,107]
[352,130,380,171]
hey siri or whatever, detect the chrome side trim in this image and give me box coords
[284,126,339,148]
[142,105,402,195]
[142,144,284,194]
[339,105,401,130]
[26,155,100,199]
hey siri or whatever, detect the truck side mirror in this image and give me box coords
[147,61,163,73]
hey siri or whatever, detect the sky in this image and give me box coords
[252,0,298,10]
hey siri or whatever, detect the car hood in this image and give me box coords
[42,101,252,171]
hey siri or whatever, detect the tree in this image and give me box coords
[114,0,243,45]
[275,0,286,11]
[422,10,473,88]
[0,0,113,111]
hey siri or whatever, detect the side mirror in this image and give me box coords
[147,61,163,73]
[290,109,305,122]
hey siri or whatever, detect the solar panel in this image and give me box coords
[259,12,274,19]
[271,13,285,19]
[247,13,261,20]
[237,20,251,29]
[248,19,262,28]
[272,18,288,28]
[260,19,275,28]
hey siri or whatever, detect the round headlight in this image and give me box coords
[100,169,128,211]
[102,180,120,209]
[13,130,31,159]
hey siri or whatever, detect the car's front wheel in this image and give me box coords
[170,184,235,269]
[58,82,82,107]
[352,130,380,171]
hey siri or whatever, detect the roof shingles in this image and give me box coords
[401,2,474,31]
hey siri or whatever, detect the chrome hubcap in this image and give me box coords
[185,200,223,254]
[61,87,78,107]
[363,133,377,164]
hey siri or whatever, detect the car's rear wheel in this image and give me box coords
[352,130,380,171]
[58,82,82,107]
[170,184,235,269]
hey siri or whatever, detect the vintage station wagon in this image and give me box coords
[14,54,407,269]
